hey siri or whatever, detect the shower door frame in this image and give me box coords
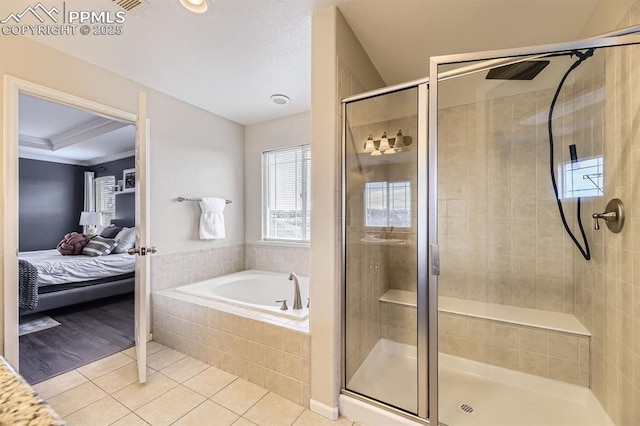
[428,30,640,426]
[340,78,434,424]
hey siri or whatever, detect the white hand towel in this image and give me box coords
[199,198,226,240]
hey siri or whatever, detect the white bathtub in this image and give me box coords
[175,270,310,320]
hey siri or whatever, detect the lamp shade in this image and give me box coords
[378,132,390,151]
[79,211,101,226]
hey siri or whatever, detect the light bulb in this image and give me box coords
[371,149,382,156]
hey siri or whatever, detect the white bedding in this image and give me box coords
[19,249,135,287]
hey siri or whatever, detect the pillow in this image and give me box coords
[99,226,122,239]
[112,227,136,254]
[82,236,118,257]
[56,232,90,255]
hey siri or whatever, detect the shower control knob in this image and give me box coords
[592,198,625,233]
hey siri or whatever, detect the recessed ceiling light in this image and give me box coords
[180,0,208,13]
[270,94,290,105]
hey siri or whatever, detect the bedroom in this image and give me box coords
[17,92,138,384]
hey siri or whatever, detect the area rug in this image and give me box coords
[19,316,61,336]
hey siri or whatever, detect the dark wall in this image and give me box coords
[90,157,135,181]
[19,159,85,251]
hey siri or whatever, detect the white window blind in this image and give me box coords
[263,145,311,241]
[95,176,116,226]
[365,181,411,228]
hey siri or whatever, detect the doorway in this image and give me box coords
[17,93,137,383]
[3,77,151,385]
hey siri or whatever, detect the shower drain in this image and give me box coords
[457,402,476,416]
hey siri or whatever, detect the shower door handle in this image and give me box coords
[430,244,440,276]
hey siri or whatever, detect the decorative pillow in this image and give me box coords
[112,227,136,254]
[100,226,123,239]
[56,232,90,255]
[82,236,118,257]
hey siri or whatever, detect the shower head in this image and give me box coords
[486,60,550,80]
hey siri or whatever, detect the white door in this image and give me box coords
[133,91,153,383]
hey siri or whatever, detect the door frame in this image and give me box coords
[3,76,148,372]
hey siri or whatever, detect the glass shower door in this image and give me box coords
[343,87,421,416]
[429,32,640,426]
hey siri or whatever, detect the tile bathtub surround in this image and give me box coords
[151,245,245,292]
[152,292,311,407]
[245,243,310,276]
[438,312,590,387]
[38,343,355,426]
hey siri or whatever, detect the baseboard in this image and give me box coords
[310,399,339,420]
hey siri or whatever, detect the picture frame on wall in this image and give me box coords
[123,168,136,192]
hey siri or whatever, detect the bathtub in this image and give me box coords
[175,270,310,320]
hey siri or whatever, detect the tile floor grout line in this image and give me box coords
[117,371,181,414]
[166,397,210,426]
[290,406,306,425]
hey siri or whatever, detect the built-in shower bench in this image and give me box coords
[380,289,591,387]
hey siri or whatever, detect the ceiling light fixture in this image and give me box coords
[270,94,290,105]
[180,0,208,14]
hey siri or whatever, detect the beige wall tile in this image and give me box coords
[517,328,548,355]
[547,333,580,362]
[548,358,580,385]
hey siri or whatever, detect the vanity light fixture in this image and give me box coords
[180,0,209,14]
[363,129,411,156]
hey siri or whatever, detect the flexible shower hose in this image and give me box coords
[547,49,595,261]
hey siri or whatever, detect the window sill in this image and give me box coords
[255,240,310,248]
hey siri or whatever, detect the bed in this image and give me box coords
[19,201,137,316]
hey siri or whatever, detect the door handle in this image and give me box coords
[127,246,158,256]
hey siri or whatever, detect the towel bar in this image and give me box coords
[177,197,232,204]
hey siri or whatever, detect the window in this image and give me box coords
[559,156,603,199]
[95,176,116,225]
[365,181,411,228]
[263,145,311,241]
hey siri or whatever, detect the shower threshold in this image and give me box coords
[346,339,612,425]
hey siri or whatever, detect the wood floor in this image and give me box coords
[19,293,135,384]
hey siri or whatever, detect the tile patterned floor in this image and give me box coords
[33,342,356,426]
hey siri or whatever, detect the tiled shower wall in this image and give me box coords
[573,6,640,423]
[438,87,580,314]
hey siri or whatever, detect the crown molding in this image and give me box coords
[49,117,129,151]
[18,134,51,150]
[85,150,136,166]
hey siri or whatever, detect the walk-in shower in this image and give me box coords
[341,29,640,426]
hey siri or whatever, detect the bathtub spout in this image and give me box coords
[289,272,303,310]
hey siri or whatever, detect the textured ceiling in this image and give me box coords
[9,0,599,125]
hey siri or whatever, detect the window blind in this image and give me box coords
[95,176,116,226]
[263,145,311,241]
